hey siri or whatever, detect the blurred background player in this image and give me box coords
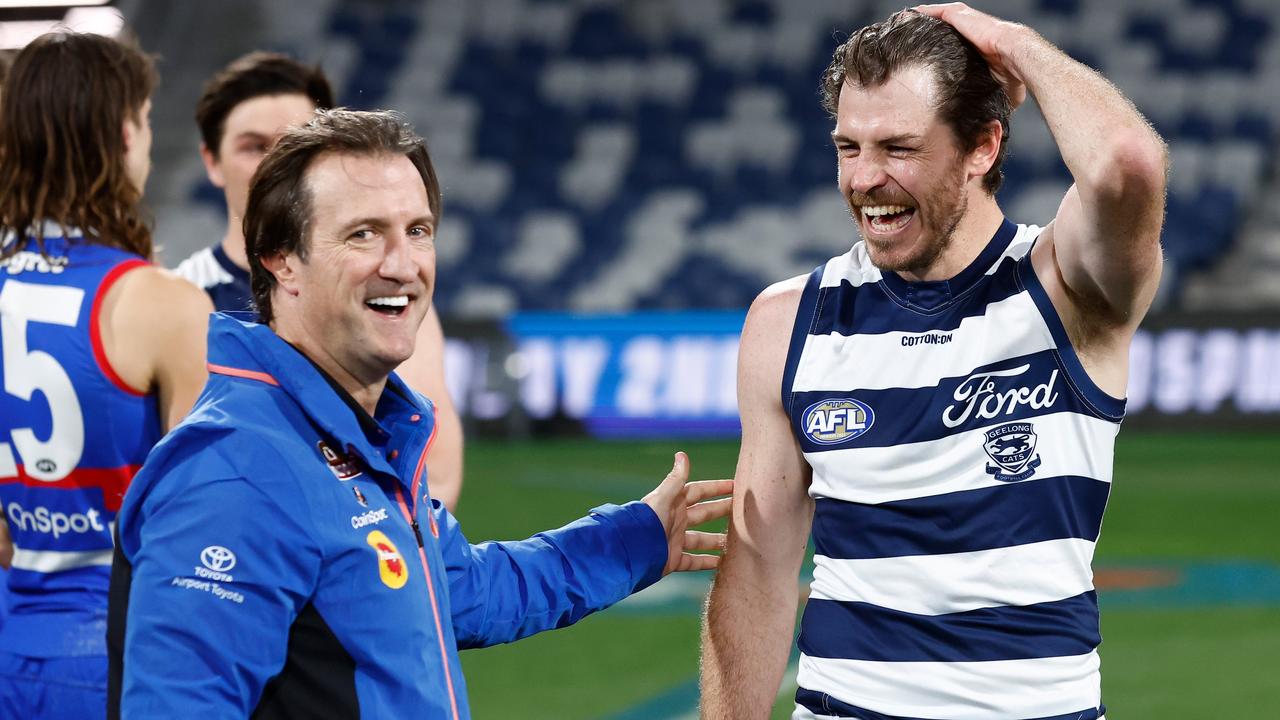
[702,5,1166,719]
[172,51,465,510]
[0,31,210,720]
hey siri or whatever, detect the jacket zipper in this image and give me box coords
[392,405,457,719]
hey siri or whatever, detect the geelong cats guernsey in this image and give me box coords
[0,228,161,657]
[783,220,1123,720]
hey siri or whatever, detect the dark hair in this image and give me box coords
[821,10,1011,194]
[196,51,334,157]
[244,108,441,323]
[0,32,156,259]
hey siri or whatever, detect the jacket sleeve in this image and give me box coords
[439,500,667,649]
[116,464,322,717]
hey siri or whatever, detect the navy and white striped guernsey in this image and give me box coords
[173,243,253,313]
[782,220,1122,720]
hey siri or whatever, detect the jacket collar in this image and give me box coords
[206,312,430,482]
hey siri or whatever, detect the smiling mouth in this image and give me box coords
[365,295,410,317]
[861,204,916,233]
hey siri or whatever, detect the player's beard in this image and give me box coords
[852,159,969,277]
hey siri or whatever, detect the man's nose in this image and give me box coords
[846,156,888,196]
[379,233,420,282]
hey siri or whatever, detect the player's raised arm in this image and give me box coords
[918,3,1168,328]
[701,277,814,720]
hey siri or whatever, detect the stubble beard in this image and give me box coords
[855,166,970,277]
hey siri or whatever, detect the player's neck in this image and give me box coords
[895,197,1005,284]
[220,214,250,271]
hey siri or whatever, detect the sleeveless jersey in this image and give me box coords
[173,243,252,312]
[0,227,161,657]
[783,221,1124,720]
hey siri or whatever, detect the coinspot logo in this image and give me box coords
[801,398,875,445]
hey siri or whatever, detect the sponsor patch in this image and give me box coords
[983,422,1043,482]
[352,484,369,507]
[943,364,1059,429]
[172,544,243,603]
[366,530,409,589]
[195,545,237,582]
[318,441,362,480]
[801,398,874,445]
[351,507,389,529]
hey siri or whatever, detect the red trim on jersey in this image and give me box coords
[89,258,152,397]
[0,464,141,512]
[207,363,280,386]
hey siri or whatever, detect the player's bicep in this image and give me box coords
[151,278,213,430]
[728,288,814,566]
[120,476,320,714]
[1049,172,1164,324]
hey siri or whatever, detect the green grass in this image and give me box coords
[451,432,1280,719]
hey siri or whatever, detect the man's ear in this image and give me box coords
[200,143,226,189]
[260,252,301,297]
[966,119,1004,182]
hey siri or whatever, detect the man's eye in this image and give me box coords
[350,229,373,241]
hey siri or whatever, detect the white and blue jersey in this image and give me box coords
[173,243,252,313]
[783,220,1123,720]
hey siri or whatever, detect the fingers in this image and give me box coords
[687,496,732,526]
[683,530,726,552]
[672,552,720,573]
[664,451,690,487]
[683,478,733,504]
[912,3,965,19]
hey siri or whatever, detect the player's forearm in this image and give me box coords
[1008,27,1166,200]
[699,555,801,719]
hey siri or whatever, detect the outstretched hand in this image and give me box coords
[914,3,1029,109]
[641,452,733,575]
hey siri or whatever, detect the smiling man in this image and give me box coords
[701,5,1167,720]
[173,52,466,510]
[108,109,731,718]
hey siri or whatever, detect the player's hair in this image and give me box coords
[0,32,156,259]
[196,51,334,157]
[244,108,441,323]
[821,10,1011,194]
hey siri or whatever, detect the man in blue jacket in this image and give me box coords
[107,108,731,719]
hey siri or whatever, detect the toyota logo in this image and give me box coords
[200,545,237,572]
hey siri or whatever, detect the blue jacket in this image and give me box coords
[108,313,667,719]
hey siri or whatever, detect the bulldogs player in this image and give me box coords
[0,32,210,719]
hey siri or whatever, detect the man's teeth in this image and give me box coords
[862,205,911,217]
[367,296,409,308]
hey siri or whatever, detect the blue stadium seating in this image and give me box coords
[187,0,1280,313]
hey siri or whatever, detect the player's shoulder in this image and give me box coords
[746,273,809,329]
[114,264,214,318]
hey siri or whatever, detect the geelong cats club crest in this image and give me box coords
[983,422,1042,482]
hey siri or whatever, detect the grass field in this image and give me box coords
[452,432,1280,719]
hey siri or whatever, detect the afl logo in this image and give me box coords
[802,398,874,445]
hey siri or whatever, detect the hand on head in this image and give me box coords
[642,452,733,575]
[914,3,1029,109]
